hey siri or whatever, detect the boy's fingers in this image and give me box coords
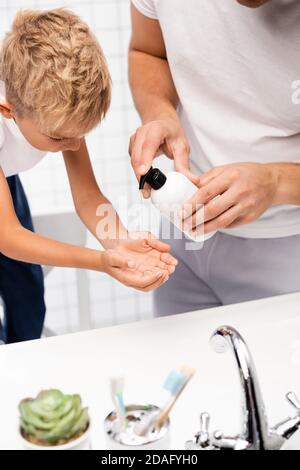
[161,252,178,266]
[131,232,171,253]
[118,270,158,288]
[167,265,176,274]
[139,271,169,292]
[144,234,178,265]
[146,237,171,253]
[123,238,150,253]
[141,274,169,292]
[121,271,167,290]
[141,259,169,271]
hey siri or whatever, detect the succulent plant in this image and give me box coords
[19,389,89,446]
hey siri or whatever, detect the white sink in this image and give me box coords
[0,293,300,450]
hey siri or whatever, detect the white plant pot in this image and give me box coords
[19,424,91,450]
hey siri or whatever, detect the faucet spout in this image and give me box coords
[211,326,282,450]
[186,325,300,451]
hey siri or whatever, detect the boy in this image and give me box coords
[0,8,177,343]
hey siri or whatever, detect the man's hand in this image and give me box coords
[181,163,279,235]
[129,118,200,197]
[102,232,178,292]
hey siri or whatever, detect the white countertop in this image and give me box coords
[1,293,300,450]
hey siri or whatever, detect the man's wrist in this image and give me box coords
[265,163,281,206]
[267,163,300,206]
[141,102,179,125]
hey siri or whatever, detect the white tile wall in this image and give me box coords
[0,0,163,335]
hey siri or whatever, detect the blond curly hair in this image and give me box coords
[0,8,111,136]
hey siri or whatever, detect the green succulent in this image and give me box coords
[19,389,89,446]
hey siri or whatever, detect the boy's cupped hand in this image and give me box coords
[102,232,178,292]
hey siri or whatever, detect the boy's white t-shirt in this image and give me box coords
[132,0,300,239]
[0,81,45,177]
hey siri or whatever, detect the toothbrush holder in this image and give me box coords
[104,404,170,450]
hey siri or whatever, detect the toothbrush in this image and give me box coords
[135,366,195,437]
[110,376,127,432]
[154,366,195,432]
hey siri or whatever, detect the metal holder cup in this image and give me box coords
[104,404,170,450]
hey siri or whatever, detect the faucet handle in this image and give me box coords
[213,431,248,450]
[199,413,210,434]
[185,413,213,450]
[272,392,300,443]
[196,413,211,447]
[286,392,300,413]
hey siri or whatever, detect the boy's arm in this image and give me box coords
[0,167,168,291]
[0,167,103,270]
[63,139,127,249]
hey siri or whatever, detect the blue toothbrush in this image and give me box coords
[135,366,195,436]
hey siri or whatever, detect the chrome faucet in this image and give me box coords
[186,325,300,451]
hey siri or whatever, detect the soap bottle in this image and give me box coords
[139,167,216,243]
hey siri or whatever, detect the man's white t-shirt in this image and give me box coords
[0,81,45,177]
[132,0,300,238]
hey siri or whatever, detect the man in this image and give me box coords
[129,0,300,316]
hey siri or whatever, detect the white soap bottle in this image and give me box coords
[139,167,216,243]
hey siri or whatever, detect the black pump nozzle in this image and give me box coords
[139,167,167,191]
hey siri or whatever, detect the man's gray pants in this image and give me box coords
[154,223,300,317]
